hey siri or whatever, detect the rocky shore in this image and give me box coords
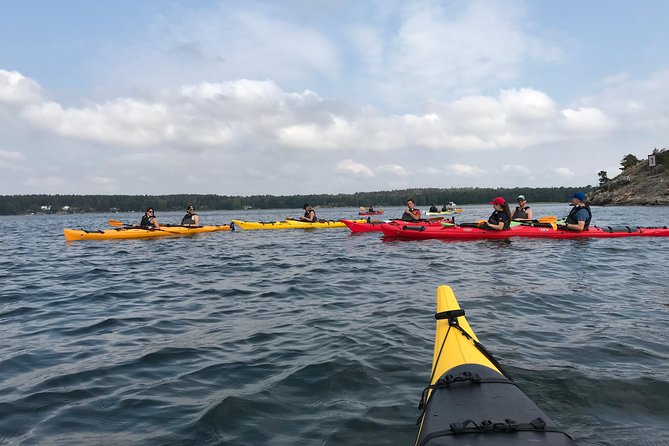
[589,156,669,205]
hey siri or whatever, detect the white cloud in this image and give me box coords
[336,159,374,177]
[502,164,528,173]
[0,149,26,169]
[376,164,408,176]
[553,167,575,177]
[448,163,487,177]
[0,70,42,106]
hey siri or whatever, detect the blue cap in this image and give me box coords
[570,191,586,201]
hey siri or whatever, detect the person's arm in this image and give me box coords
[151,217,160,228]
[192,214,200,226]
[410,209,421,220]
[486,220,505,230]
[302,210,315,222]
[525,207,533,220]
[564,220,585,231]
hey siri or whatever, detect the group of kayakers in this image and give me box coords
[140,205,200,229]
[141,193,591,231]
[400,192,592,231]
[428,202,457,212]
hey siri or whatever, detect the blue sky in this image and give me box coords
[1,0,668,195]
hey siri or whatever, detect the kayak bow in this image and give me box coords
[416,285,575,445]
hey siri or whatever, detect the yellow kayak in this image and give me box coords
[232,219,366,230]
[283,219,366,229]
[63,225,231,241]
[415,285,575,445]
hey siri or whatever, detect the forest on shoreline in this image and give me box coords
[0,186,592,215]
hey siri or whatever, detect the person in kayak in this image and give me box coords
[401,199,422,221]
[180,205,200,226]
[482,197,511,230]
[429,204,438,212]
[368,206,375,212]
[511,195,533,221]
[562,191,591,231]
[300,203,317,222]
[140,208,160,228]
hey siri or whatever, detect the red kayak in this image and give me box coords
[380,222,669,239]
[341,219,451,233]
[359,210,385,216]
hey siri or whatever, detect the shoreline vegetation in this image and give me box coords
[1,186,594,215]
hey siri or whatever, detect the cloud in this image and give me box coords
[448,163,487,177]
[0,149,26,169]
[502,164,530,175]
[376,164,408,176]
[336,159,374,177]
[553,167,575,177]
[365,1,563,106]
[0,70,42,106]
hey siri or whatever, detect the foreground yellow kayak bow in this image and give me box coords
[415,286,575,446]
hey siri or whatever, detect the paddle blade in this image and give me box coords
[538,215,557,223]
[108,219,125,227]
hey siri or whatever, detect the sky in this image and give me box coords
[1,0,668,196]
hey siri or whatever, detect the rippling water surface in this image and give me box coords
[1,204,668,445]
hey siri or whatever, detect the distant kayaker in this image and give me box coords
[401,199,422,221]
[511,195,533,221]
[140,208,160,228]
[368,206,375,212]
[483,197,511,230]
[429,204,439,212]
[180,205,200,226]
[562,192,591,231]
[300,203,317,222]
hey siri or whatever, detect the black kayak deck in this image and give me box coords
[416,364,576,446]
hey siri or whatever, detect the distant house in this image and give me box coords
[62,206,70,211]
[40,205,52,211]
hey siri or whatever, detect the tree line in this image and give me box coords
[1,187,592,215]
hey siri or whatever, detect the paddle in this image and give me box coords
[107,219,179,234]
[108,219,133,227]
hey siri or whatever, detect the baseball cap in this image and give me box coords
[517,195,526,200]
[569,191,586,201]
[489,197,506,205]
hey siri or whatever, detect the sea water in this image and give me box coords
[1,204,668,445]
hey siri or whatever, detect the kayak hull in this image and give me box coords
[63,225,230,241]
[416,286,575,445]
[381,223,669,239]
[341,219,450,233]
[232,219,367,230]
[359,210,384,216]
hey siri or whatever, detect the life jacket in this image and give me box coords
[303,209,316,221]
[140,215,156,228]
[512,206,530,220]
[181,212,198,225]
[565,205,592,229]
[401,208,421,221]
[488,210,510,229]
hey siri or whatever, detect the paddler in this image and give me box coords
[140,208,160,228]
[511,195,533,221]
[561,191,591,231]
[300,203,317,222]
[401,198,422,221]
[482,197,511,230]
[180,205,200,226]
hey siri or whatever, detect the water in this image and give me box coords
[1,204,668,445]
